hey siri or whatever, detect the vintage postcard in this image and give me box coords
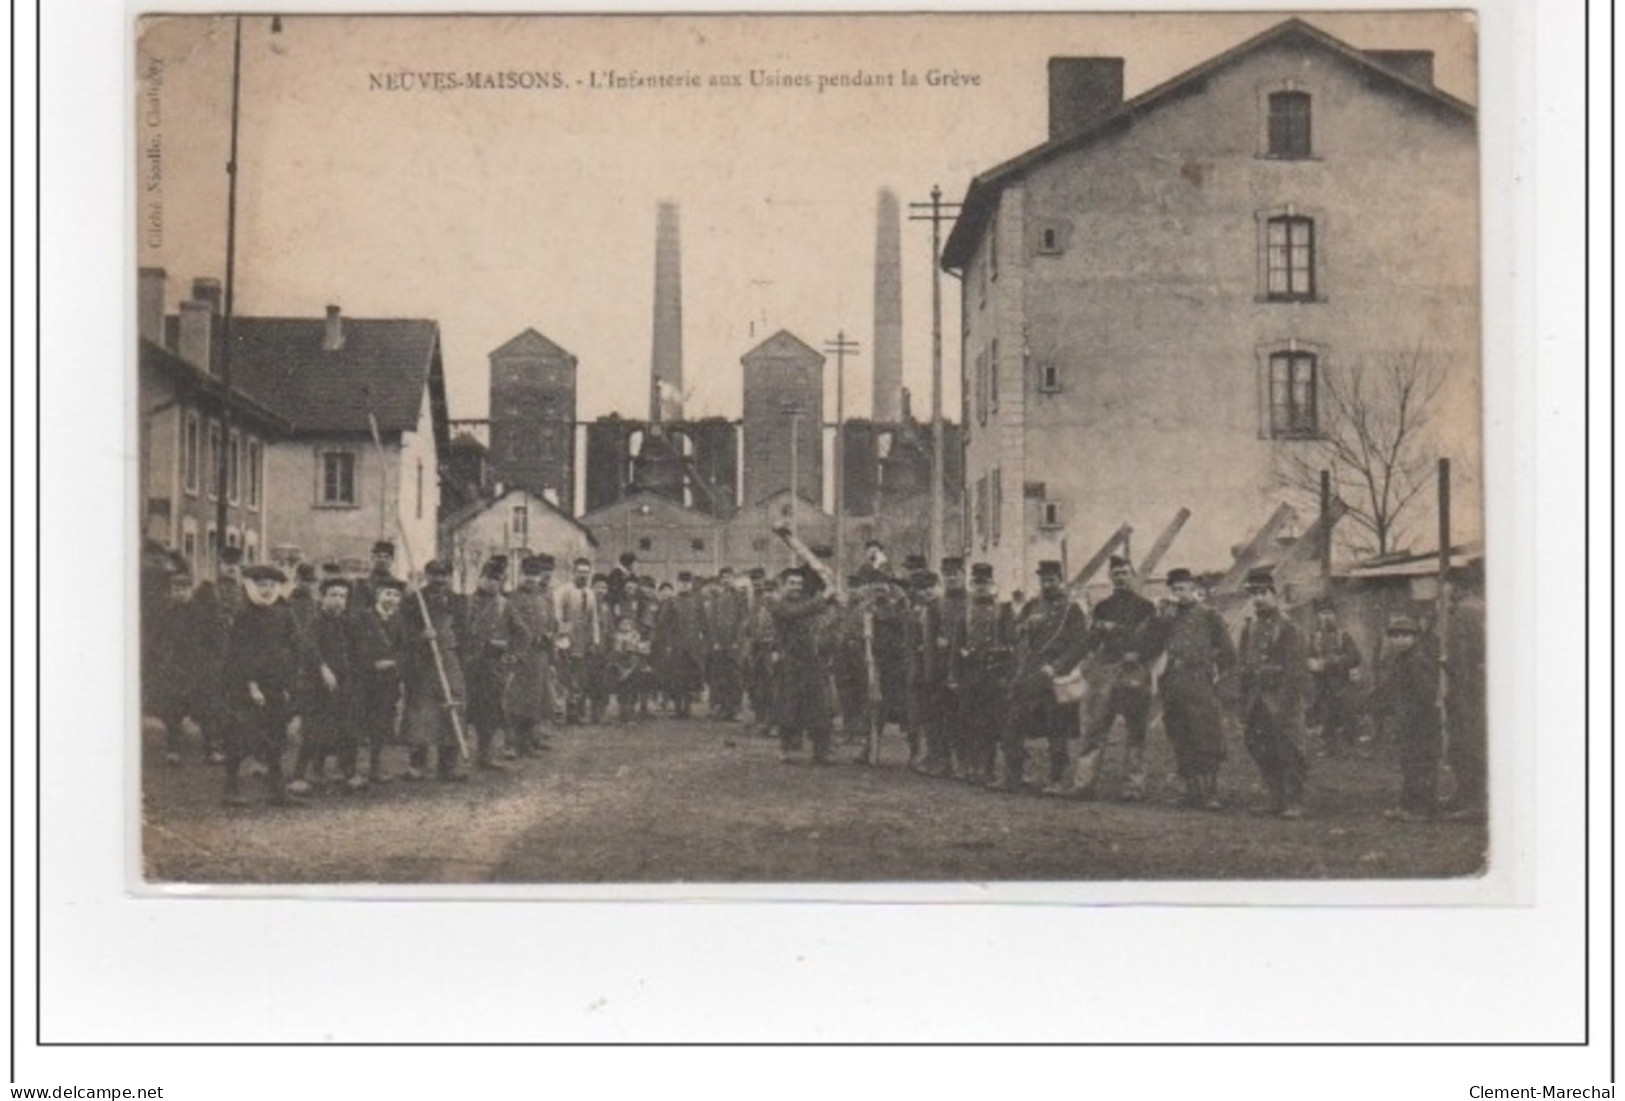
[133,10,1489,889]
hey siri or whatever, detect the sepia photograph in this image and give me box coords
[133,10,1489,887]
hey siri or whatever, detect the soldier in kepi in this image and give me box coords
[1307,596,1364,758]
[1236,566,1311,819]
[462,556,516,770]
[769,565,839,765]
[1074,554,1157,801]
[503,554,558,755]
[992,559,1090,794]
[400,559,468,783]
[1140,567,1237,809]
[926,555,969,778]
[957,561,1013,785]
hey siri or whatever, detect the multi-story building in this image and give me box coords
[138,269,288,571]
[740,330,824,509]
[941,18,1478,584]
[488,328,578,512]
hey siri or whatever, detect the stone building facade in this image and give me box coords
[942,19,1479,585]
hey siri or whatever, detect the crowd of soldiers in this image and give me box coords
[140,533,1488,823]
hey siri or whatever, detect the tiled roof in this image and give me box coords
[227,317,440,434]
[139,337,291,433]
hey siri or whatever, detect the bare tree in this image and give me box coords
[1273,344,1447,558]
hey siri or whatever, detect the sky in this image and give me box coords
[136,11,1477,429]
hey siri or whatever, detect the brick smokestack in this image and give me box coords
[138,266,166,344]
[177,299,213,373]
[650,202,683,422]
[872,188,903,423]
[1047,57,1125,140]
[323,304,344,351]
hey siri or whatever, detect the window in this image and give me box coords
[690,538,706,553]
[1039,227,1059,254]
[180,519,197,566]
[988,212,999,281]
[205,526,218,564]
[637,536,653,552]
[974,475,989,548]
[989,339,1000,414]
[225,527,240,550]
[752,536,769,552]
[1266,216,1316,300]
[1040,501,1064,530]
[1268,351,1319,437]
[206,421,222,500]
[1039,363,1061,393]
[227,430,241,504]
[320,450,357,505]
[245,438,262,509]
[512,505,529,543]
[181,412,201,494]
[991,467,1003,544]
[1267,91,1312,158]
[245,532,259,564]
[974,349,988,425]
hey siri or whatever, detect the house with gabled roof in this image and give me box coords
[940,17,1478,585]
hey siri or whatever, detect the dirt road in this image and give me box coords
[142,714,1486,884]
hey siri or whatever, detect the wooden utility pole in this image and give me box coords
[1138,508,1192,578]
[1319,469,1334,576]
[824,331,860,588]
[909,186,962,570]
[1068,524,1134,594]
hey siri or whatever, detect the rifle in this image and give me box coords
[367,412,468,760]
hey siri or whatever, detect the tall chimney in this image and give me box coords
[138,266,166,344]
[177,299,213,373]
[650,202,683,422]
[1365,49,1435,87]
[191,276,223,314]
[1047,57,1125,140]
[872,188,903,423]
[323,304,344,352]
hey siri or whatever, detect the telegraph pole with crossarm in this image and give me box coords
[908,186,962,571]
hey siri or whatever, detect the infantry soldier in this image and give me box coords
[1375,614,1441,821]
[744,570,779,732]
[1307,596,1364,758]
[930,556,969,778]
[705,565,749,721]
[554,557,602,724]
[993,560,1089,794]
[221,564,305,807]
[285,562,320,640]
[196,545,247,764]
[1236,567,1311,819]
[586,573,615,724]
[463,557,517,769]
[769,565,838,764]
[903,566,943,772]
[292,576,360,794]
[504,554,558,755]
[655,571,708,718]
[350,576,406,785]
[1140,567,1237,809]
[830,575,872,746]
[1442,560,1487,820]
[1075,555,1158,801]
[400,559,468,782]
[349,540,400,618]
[957,562,1014,784]
[147,566,211,765]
